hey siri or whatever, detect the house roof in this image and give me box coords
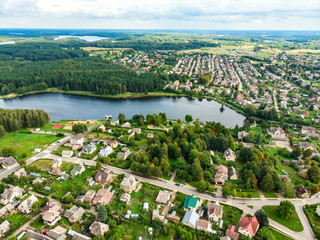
[155,190,170,204]
[239,216,259,237]
[226,225,239,240]
[1,156,18,168]
[182,210,199,228]
[207,202,223,217]
[95,171,110,183]
[72,133,85,141]
[89,221,109,236]
[197,219,209,229]
[183,195,198,209]
[296,185,310,196]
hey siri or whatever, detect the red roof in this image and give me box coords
[239,216,259,237]
[52,125,63,129]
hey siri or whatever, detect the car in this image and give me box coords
[163,180,168,183]
[175,183,180,186]
[317,194,320,198]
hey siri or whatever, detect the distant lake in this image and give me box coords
[0,41,15,45]
[54,35,108,42]
[0,93,245,128]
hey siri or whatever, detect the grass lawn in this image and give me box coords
[0,132,61,160]
[29,159,52,170]
[262,205,304,232]
[263,191,278,198]
[5,213,30,235]
[221,204,243,229]
[269,228,294,240]
[236,189,260,198]
[304,204,320,238]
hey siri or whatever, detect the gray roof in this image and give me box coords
[182,210,199,228]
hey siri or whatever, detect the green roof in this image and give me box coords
[183,195,198,209]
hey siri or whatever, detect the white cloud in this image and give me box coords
[0,0,319,29]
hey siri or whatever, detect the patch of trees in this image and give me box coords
[0,55,164,96]
[244,104,279,121]
[72,123,88,133]
[0,108,49,133]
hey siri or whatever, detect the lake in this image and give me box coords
[0,93,245,127]
[54,35,108,42]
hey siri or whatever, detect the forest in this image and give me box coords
[0,43,165,96]
[0,108,50,134]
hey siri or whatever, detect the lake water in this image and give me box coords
[0,93,245,127]
[54,35,108,42]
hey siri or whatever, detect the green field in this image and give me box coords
[0,132,61,160]
[269,228,294,240]
[262,205,304,232]
[263,191,278,198]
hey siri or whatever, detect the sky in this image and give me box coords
[0,0,319,30]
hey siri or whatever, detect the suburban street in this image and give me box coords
[1,132,318,240]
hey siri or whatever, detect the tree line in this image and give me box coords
[0,108,50,134]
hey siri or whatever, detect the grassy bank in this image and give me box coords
[1,88,186,100]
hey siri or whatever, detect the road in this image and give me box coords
[2,132,318,239]
[273,92,279,112]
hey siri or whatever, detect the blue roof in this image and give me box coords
[182,211,199,228]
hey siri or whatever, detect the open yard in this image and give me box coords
[0,132,61,160]
[262,205,304,232]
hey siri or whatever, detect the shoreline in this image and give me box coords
[0,88,188,100]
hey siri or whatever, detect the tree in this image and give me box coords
[72,123,87,133]
[62,194,74,203]
[196,180,207,192]
[282,180,296,198]
[291,145,301,158]
[260,173,275,192]
[244,104,257,117]
[277,200,295,219]
[32,201,41,211]
[97,205,108,223]
[303,149,313,159]
[222,186,230,197]
[0,125,5,137]
[185,115,193,123]
[118,113,125,124]
[232,189,237,197]
[1,146,16,157]
[311,184,320,194]
[96,161,102,170]
[307,165,320,183]
[254,209,269,227]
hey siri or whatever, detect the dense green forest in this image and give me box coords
[0,108,50,134]
[0,43,165,95]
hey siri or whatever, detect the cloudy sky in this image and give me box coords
[0,0,319,30]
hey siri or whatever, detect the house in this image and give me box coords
[224,148,236,161]
[51,158,62,169]
[215,165,229,185]
[298,168,308,178]
[152,209,164,221]
[95,169,113,184]
[70,133,85,145]
[14,168,27,179]
[61,150,73,158]
[71,164,85,178]
[147,133,154,138]
[99,146,113,158]
[316,205,320,216]
[110,119,119,126]
[92,189,114,205]
[238,216,259,238]
[0,203,14,216]
[225,225,239,240]
[168,214,180,223]
[121,122,131,128]
[83,190,96,203]
[72,232,92,240]
[155,190,171,204]
[82,144,96,155]
[197,219,212,233]
[183,194,199,211]
[0,186,23,205]
[296,186,310,198]
[238,131,248,142]
[0,220,10,237]
[98,125,106,132]
[301,126,316,135]
[18,195,38,214]
[1,156,19,170]
[182,210,200,229]
[64,206,85,223]
[120,175,137,193]
[207,202,223,222]
[119,193,131,204]
[299,142,319,155]
[48,226,67,240]
[103,139,119,148]
[89,221,109,236]
[267,127,287,141]
[42,203,62,226]
[228,166,238,180]
[117,147,131,160]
